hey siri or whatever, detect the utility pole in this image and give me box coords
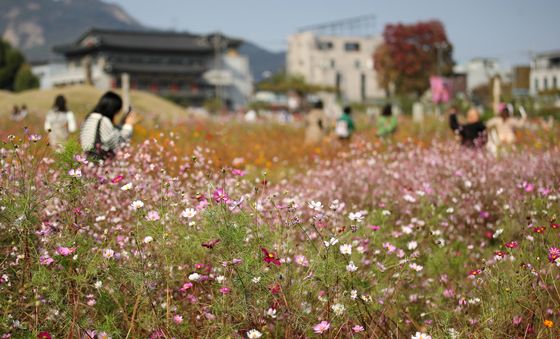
[213,34,223,106]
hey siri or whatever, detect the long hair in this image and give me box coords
[382,104,392,117]
[53,95,67,113]
[91,91,122,121]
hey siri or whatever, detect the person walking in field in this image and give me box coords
[335,105,355,141]
[376,104,398,138]
[487,105,527,146]
[44,95,77,149]
[448,106,487,148]
[305,100,327,144]
[80,91,140,161]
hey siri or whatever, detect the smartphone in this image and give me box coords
[119,106,132,126]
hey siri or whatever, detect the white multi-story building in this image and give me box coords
[454,58,506,93]
[530,50,560,95]
[287,31,385,102]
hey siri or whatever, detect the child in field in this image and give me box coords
[305,100,327,144]
[335,106,355,141]
[376,104,398,138]
[449,107,487,148]
[80,91,140,161]
[44,95,77,149]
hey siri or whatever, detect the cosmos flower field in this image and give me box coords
[1,119,560,338]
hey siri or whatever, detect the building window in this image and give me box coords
[317,41,333,50]
[344,42,360,52]
[554,76,558,89]
[360,73,366,101]
[335,72,342,96]
[355,60,361,69]
[535,78,539,91]
[330,59,336,68]
[544,77,548,90]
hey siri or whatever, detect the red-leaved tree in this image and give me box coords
[374,20,454,97]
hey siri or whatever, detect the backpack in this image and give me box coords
[86,118,115,162]
[335,119,350,138]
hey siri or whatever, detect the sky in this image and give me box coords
[110,0,560,66]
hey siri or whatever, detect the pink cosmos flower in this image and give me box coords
[196,198,208,211]
[294,255,309,267]
[352,325,364,333]
[173,314,183,324]
[443,288,455,298]
[28,134,42,142]
[368,225,381,231]
[179,282,193,292]
[56,246,76,256]
[145,210,160,221]
[313,320,330,334]
[111,175,124,184]
[219,287,231,295]
[523,182,534,193]
[39,255,54,266]
[512,315,523,325]
[213,188,230,204]
[231,169,245,176]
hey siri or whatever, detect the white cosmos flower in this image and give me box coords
[339,244,352,255]
[247,329,262,338]
[348,212,364,222]
[407,241,418,251]
[102,248,114,259]
[188,273,201,281]
[308,200,323,211]
[409,263,424,272]
[346,261,358,272]
[266,307,277,318]
[403,194,416,203]
[68,169,82,178]
[120,183,132,191]
[181,208,196,219]
[130,200,144,210]
[331,303,346,316]
[94,281,103,289]
[324,237,339,247]
[143,236,153,244]
[411,332,432,339]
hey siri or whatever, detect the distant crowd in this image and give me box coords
[7,91,546,163]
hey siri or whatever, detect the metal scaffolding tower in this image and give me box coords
[297,14,376,37]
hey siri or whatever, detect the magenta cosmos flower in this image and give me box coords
[548,247,560,263]
[504,241,519,249]
[313,320,330,334]
[213,188,230,204]
[261,247,281,266]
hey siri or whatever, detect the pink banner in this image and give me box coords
[430,76,453,104]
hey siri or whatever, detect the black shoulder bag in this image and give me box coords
[86,118,115,162]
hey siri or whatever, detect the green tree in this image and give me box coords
[14,63,39,92]
[257,72,334,94]
[0,39,38,92]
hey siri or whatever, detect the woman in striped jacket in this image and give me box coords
[80,91,140,161]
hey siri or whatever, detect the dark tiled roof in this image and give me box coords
[109,62,208,75]
[54,28,242,55]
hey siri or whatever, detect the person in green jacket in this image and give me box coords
[376,104,398,138]
[335,106,355,140]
